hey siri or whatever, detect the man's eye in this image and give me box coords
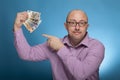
[80,22,84,24]
[70,22,76,24]
[80,22,86,25]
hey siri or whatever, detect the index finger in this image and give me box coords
[42,34,53,39]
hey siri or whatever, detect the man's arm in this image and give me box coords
[42,33,104,79]
[14,29,48,61]
[57,41,105,79]
[14,12,48,61]
[42,33,105,80]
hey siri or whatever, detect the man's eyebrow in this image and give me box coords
[68,19,87,21]
[67,19,76,21]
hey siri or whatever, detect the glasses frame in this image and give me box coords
[66,20,88,27]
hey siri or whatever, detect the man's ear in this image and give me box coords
[64,23,68,30]
[87,23,89,28]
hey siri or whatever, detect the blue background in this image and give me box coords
[0,0,120,80]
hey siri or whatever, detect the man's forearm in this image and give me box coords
[57,45,104,80]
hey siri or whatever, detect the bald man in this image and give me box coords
[14,9,105,80]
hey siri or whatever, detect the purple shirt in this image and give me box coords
[14,29,105,80]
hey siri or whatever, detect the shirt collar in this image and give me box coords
[62,33,89,48]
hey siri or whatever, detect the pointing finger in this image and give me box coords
[42,34,53,39]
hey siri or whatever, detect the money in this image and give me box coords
[23,10,42,33]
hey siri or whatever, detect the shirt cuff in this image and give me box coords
[13,28,23,37]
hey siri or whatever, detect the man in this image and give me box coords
[14,9,105,80]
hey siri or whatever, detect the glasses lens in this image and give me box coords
[79,21,88,26]
[67,21,76,26]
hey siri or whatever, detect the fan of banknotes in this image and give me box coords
[23,10,42,33]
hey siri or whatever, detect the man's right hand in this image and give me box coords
[14,11,28,31]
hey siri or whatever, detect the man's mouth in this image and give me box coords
[73,31,81,35]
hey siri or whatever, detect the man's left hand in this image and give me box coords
[42,34,64,51]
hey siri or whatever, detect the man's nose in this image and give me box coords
[75,24,80,30]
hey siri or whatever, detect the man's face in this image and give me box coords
[64,10,88,41]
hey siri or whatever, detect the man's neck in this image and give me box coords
[69,37,81,47]
[68,33,87,47]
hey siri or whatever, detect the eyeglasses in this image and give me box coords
[66,21,88,27]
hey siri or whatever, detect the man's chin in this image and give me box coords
[69,35,82,40]
[72,36,82,41]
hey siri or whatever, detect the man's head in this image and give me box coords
[64,9,89,44]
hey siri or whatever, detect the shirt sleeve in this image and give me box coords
[57,41,105,79]
[14,29,48,61]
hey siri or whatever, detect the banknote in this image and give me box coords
[23,10,42,33]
